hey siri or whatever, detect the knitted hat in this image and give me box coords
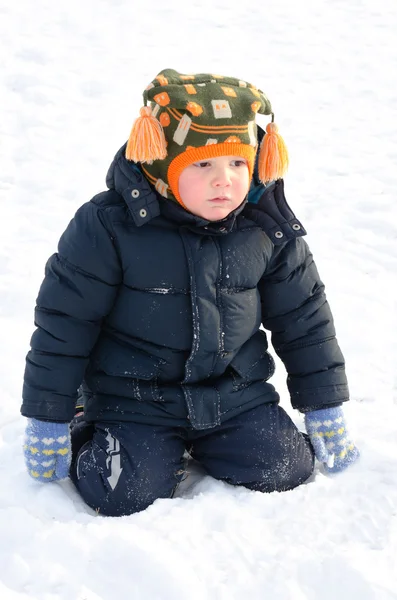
[126,69,288,205]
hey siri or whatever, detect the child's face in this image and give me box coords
[178,155,250,221]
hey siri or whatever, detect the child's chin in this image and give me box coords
[204,208,234,221]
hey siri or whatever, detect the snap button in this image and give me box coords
[139,209,147,218]
[131,189,140,198]
[292,223,301,231]
[275,231,284,239]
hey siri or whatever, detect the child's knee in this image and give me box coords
[247,436,315,493]
[70,428,184,516]
[70,443,170,516]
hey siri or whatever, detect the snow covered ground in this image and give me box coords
[1,0,397,597]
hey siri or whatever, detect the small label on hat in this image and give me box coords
[206,138,218,145]
[151,103,161,118]
[173,114,192,145]
[184,84,197,95]
[221,87,237,98]
[248,121,257,146]
[211,99,232,119]
[155,179,168,198]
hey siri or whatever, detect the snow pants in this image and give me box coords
[70,403,314,517]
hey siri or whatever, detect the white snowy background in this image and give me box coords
[1,0,397,598]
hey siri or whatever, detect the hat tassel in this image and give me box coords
[125,106,167,163]
[258,122,289,183]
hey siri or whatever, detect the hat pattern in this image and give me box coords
[126,69,288,205]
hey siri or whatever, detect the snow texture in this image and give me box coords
[1,0,397,598]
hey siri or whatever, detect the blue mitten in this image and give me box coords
[23,418,71,482]
[304,406,359,473]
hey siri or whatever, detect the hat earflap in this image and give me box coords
[258,121,289,183]
[126,106,167,163]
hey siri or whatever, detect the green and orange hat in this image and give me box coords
[126,68,288,206]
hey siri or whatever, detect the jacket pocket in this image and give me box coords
[91,342,164,401]
[229,330,275,390]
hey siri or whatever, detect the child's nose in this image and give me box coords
[212,167,232,187]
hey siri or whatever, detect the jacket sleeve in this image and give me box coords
[21,200,122,422]
[258,237,349,412]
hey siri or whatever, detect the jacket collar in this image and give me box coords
[106,143,161,227]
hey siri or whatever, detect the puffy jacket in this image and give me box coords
[21,142,349,429]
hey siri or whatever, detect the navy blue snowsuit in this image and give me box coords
[21,139,348,515]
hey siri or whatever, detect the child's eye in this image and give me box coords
[194,161,211,168]
[231,160,247,167]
